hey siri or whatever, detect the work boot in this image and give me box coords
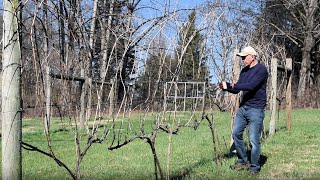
[230,163,250,171]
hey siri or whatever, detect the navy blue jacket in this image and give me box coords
[227,63,268,109]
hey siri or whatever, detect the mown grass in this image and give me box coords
[1,109,320,179]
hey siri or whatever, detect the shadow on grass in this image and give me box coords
[169,153,268,180]
[169,158,212,180]
[223,143,268,168]
[262,126,288,139]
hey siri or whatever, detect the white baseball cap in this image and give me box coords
[236,46,257,57]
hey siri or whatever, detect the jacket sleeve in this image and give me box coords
[224,88,241,94]
[233,66,268,91]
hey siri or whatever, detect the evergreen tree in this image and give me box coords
[136,52,174,104]
[177,10,207,82]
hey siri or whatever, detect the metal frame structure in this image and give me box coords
[164,82,206,112]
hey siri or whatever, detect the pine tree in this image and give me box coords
[177,10,207,82]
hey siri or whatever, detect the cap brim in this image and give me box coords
[236,52,248,57]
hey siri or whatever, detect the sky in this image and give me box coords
[0,0,205,17]
[139,0,206,17]
[0,0,226,84]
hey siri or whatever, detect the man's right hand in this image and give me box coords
[217,81,233,90]
[217,82,224,89]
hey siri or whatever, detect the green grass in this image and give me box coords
[1,109,320,179]
[261,109,320,179]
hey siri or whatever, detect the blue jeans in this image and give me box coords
[232,105,264,172]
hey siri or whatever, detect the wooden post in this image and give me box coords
[184,82,186,111]
[269,58,278,136]
[202,82,206,111]
[79,68,86,129]
[285,58,292,130]
[163,82,167,112]
[230,49,240,148]
[2,0,22,178]
[45,66,51,132]
[109,79,115,116]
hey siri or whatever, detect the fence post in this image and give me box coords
[109,79,115,116]
[230,49,240,148]
[285,58,292,130]
[269,58,278,136]
[45,66,51,132]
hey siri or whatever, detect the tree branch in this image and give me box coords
[21,142,76,180]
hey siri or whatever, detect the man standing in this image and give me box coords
[217,46,268,175]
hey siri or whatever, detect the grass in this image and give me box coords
[260,109,320,179]
[1,109,320,179]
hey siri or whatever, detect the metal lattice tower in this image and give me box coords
[164,82,206,112]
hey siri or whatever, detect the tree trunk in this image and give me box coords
[43,0,51,135]
[77,0,86,129]
[88,0,98,76]
[83,0,98,131]
[79,68,86,129]
[109,78,115,116]
[45,66,51,133]
[296,0,318,99]
[147,136,164,180]
[2,0,22,179]
[297,33,313,99]
[79,0,98,129]
[100,0,114,80]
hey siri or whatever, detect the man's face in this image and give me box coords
[241,54,254,66]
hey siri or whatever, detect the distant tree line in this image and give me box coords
[1,0,319,179]
[0,0,319,113]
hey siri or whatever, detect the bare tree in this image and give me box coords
[291,0,319,98]
[263,0,320,99]
[7,1,305,179]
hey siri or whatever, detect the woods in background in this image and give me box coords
[1,0,319,179]
[1,0,319,116]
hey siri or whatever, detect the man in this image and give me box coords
[217,46,268,175]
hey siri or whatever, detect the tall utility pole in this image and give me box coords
[2,0,22,179]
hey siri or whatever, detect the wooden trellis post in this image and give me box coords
[269,58,278,136]
[285,58,292,130]
[270,58,292,136]
[230,49,240,149]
